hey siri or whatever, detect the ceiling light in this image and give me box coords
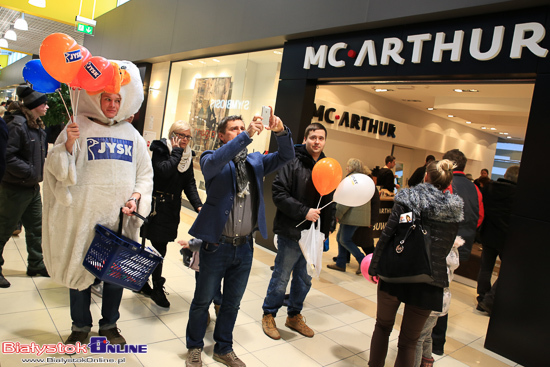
[28,0,46,7]
[374,88,393,92]
[490,127,496,130]
[427,107,435,111]
[503,132,509,135]
[481,126,487,129]
[213,59,220,62]
[0,38,8,49]
[448,114,454,118]
[4,28,16,41]
[273,51,282,55]
[466,121,472,124]
[506,136,512,139]
[198,61,206,64]
[454,88,479,93]
[453,89,463,93]
[14,13,28,31]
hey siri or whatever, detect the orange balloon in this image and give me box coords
[40,33,83,84]
[312,158,342,196]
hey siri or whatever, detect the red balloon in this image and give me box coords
[312,158,342,196]
[40,33,83,83]
[80,46,92,64]
[72,56,114,92]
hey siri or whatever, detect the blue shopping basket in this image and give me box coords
[83,209,162,291]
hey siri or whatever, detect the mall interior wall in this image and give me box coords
[82,0,545,63]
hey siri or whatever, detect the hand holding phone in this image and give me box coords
[261,106,271,127]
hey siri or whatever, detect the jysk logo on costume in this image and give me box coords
[87,137,133,162]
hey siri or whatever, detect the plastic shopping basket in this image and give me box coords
[83,209,162,291]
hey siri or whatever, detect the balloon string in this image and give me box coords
[71,88,81,152]
[295,198,333,228]
[57,89,71,124]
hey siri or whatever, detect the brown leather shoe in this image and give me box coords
[99,327,126,346]
[327,264,345,272]
[262,314,281,340]
[213,350,246,367]
[285,314,314,337]
[186,348,202,367]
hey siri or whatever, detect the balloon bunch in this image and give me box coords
[296,158,376,227]
[21,33,130,125]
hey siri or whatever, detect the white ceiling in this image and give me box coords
[0,7,84,56]
[350,82,533,142]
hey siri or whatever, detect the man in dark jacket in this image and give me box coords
[262,122,336,340]
[476,165,519,314]
[0,116,7,182]
[0,86,49,288]
[408,154,435,187]
[431,148,484,355]
[377,155,400,193]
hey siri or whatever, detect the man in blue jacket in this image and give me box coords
[185,111,294,367]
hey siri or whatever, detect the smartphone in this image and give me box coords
[261,106,271,126]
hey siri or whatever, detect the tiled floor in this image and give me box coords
[0,207,523,367]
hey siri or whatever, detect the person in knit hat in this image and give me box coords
[0,84,49,289]
[42,61,153,348]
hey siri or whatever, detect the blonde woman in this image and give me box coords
[139,120,202,308]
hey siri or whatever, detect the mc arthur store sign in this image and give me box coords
[280,7,550,80]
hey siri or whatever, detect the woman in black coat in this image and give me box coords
[140,120,202,308]
[367,160,463,367]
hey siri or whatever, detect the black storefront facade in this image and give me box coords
[263,7,550,367]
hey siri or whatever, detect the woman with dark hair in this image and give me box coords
[367,160,464,367]
[139,120,202,308]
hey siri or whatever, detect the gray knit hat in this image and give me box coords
[16,85,47,110]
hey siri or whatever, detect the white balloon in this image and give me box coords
[333,173,375,207]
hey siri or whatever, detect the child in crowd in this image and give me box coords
[414,236,464,367]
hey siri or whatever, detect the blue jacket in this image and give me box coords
[189,128,294,243]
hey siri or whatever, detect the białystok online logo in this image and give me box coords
[2,336,148,356]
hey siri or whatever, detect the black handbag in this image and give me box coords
[376,209,434,284]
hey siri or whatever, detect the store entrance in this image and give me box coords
[314,80,533,282]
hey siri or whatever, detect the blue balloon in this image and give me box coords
[22,59,61,93]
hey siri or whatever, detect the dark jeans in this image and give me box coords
[186,240,253,354]
[336,224,365,269]
[369,286,432,367]
[194,270,223,305]
[263,235,312,317]
[476,245,501,303]
[69,280,124,332]
[0,185,44,273]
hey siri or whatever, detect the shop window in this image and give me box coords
[164,49,283,201]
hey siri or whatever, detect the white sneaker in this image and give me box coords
[91,282,103,297]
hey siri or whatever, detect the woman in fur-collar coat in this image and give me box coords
[367,160,464,367]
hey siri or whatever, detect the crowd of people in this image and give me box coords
[0,64,520,367]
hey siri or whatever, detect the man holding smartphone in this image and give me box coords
[185,110,294,367]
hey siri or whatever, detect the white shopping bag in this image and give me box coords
[298,218,325,279]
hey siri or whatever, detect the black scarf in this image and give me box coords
[233,149,250,197]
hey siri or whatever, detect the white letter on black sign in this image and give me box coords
[510,22,548,59]
[354,40,378,67]
[470,26,504,61]
[328,42,347,68]
[433,30,465,62]
[407,33,432,64]
[304,45,328,69]
[381,38,405,65]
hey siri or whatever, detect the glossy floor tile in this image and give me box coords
[0,208,524,367]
